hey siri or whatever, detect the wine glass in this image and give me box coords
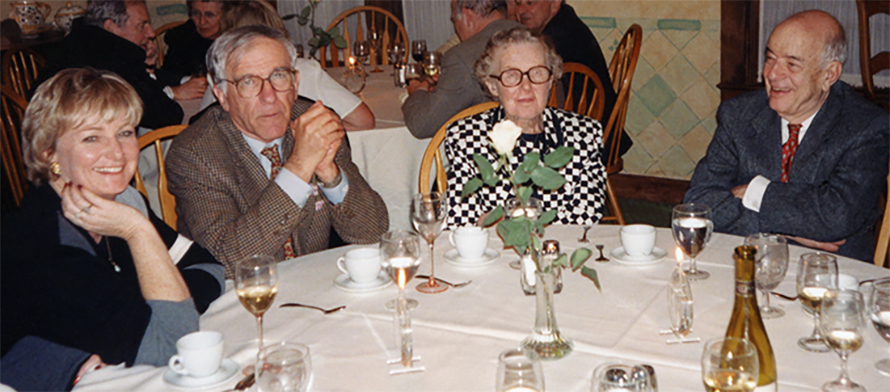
[235,255,279,373]
[819,289,866,392]
[671,203,713,280]
[368,28,383,73]
[411,39,427,63]
[700,337,759,392]
[381,229,422,310]
[744,233,790,319]
[256,342,311,392]
[496,348,544,392]
[796,251,838,352]
[388,41,406,67]
[411,192,448,294]
[867,277,890,376]
[422,51,442,84]
[353,40,370,65]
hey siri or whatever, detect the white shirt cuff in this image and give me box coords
[319,172,349,205]
[742,175,770,212]
[275,168,313,208]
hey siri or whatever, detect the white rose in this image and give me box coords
[489,120,522,157]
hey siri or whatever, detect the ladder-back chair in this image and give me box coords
[1,85,29,206]
[548,62,606,121]
[2,48,46,98]
[420,102,499,194]
[856,0,890,111]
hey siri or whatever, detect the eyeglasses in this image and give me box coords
[189,10,219,19]
[489,66,552,87]
[223,69,296,98]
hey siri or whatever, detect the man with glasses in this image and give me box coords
[161,0,225,81]
[166,25,388,276]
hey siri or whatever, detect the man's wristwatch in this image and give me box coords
[318,171,342,188]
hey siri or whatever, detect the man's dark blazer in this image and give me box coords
[684,81,890,262]
[166,101,389,277]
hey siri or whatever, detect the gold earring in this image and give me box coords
[50,162,61,175]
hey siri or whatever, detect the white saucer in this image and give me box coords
[444,249,499,267]
[163,358,239,389]
[334,271,393,292]
[610,247,667,266]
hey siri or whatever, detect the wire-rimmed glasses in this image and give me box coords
[744,233,790,319]
[222,68,296,98]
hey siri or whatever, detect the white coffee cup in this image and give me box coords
[168,331,224,378]
[449,226,489,261]
[620,224,656,257]
[337,247,382,284]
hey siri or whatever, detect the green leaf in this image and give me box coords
[461,177,483,199]
[543,146,574,168]
[531,236,541,252]
[531,166,567,190]
[513,167,531,184]
[519,152,540,173]
[317,35,331,48]
[472,154,495,182]
[517,187,533,204]
[314,26,327,36]
[580,266,601,290]
[481,206,504,227]
[307,37,320,48]
[327,26,340,36]
[553,254,568,268]
[538,209,557,226]
[301,5,311,18]
[296,15,309,25]
[282,13,297,20]
[332,36,348,49]
[571,248,593,271]
[499,219,532,250]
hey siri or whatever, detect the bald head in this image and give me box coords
[776,10,846,66]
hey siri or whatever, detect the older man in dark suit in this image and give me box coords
[166,25,388,276]
[684,10,890,262]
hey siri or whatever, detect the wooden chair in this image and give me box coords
[1,47,46,98]
[153,20,187,69]
[548,62,606,121]
[856,0,890,111]
[133,124,187,228]
[874,173,890,268]
[419,102,499,194]
[1,85,29,206]
[322,6,408,69]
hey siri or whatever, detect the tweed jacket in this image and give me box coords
[684,81,890,262]
[166,101,389,277]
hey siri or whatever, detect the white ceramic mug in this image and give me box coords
[168,331,224,378]
[337,247,381,284]
[449,226,489,261]
[620,224,656,257]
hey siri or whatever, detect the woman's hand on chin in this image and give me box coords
[61,183,150,241]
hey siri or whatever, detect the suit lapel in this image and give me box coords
[216,111,270,200]
[790,85,843,181]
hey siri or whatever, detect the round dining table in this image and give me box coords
[74,225,890,391]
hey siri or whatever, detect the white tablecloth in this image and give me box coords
[75,225,890,391]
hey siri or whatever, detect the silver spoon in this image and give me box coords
[579,225,592,243]
[279,303,346,314]
[415,274,472,288]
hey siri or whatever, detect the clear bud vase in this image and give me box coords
[521,244,562,296]
[521,264,573,360]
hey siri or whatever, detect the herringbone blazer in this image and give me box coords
[684,81,890,262]
[166,101,389,277]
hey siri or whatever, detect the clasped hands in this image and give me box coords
[284,100,344,185]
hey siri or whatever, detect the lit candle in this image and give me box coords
[674,247,684,268]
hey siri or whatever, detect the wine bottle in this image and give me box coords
[725,246,777,391]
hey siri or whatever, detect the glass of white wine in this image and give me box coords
[700,337,759,392]
[796,252,838,352]
[744,233,790,319]
[236,255,279,373]
[411,192,447,294]
[422,51,442,85]
[867,277,890,376]
[819,289,866,392]
[671,203,713,280]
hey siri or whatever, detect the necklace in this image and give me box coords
[105,238,121,273]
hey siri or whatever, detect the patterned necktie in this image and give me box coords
[260,145,296,259]
[781,123,802,183]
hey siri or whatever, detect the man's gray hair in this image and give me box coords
[821,24,847,66]
[206,25,298,93]
[456,0,508,18]
[84,0,143,28]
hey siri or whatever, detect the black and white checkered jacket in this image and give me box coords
[445,106,607,228]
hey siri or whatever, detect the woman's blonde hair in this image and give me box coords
[22,67,142,185]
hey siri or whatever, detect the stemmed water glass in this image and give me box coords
[744,233,790,319]
[235,255,279,374]
[388,41,406,70]
[867,277,890,376]
[353,40,370,65]
[796,252,838,352]
[368,28,383,73]
[411,39,427,63]
[671,203,713,280]
[701,337,759,392]
[380,230,424,374]
[411,192,448,294]
[819,289,867,392]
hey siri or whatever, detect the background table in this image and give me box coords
[75,225,890,391]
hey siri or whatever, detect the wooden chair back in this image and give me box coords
[134,124,187,228]
[153,20,187,69]
[1,48,46,98]
[874,173,890,268]
[856,0,890,111]
[322,6,408,69]
[604,24,642,174]
[1,85,29,206]
[420,102,499,194]
[548,62,606,121]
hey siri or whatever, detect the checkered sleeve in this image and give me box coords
[445,111,500,228]
[553,110,607,225]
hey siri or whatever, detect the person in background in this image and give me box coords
[1,68,224,391]
[161,0,226,80]
[166,26,388,277]
[683,10,889,262]
[401,0,522,139]
[446,27,607,227]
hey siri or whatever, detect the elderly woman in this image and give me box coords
[445,27,607,227]
[0,68,224,391]
[161,0,226,80]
